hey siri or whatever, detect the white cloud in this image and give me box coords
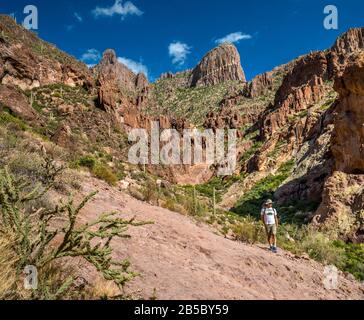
[80,49,101,63]
[215,32,252,45]
[118,57,148,77]
[168,41,191,65]
[74,12,83,22]
[92,0,143,19]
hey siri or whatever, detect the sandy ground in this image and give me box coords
[74,176,364,300]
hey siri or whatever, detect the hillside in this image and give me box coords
[75,175,363,300]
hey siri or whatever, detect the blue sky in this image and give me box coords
[2,0,364,81]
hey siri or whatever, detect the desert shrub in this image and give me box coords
[77,155,97,169]
[93,163,118,186]
[232,216,266,244]
[128,186,145,202]
[8,151,44,178]
[194,174,243,203]
[181,193,208,217]
[161,198,187,215]
[240,141,264,163]
[334,241,364,280]
[74,155,118,186]
[140,180,160,205]
[0,166,149,299]
[300,229,344,266]
[278,199,320,224]
[0,111,29,131]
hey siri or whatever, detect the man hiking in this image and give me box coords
[261,199,279,253]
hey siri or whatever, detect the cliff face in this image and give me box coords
[189,43,246,87]
[243,72,273,98]
[310,53,364,242]
[331,53,364,174]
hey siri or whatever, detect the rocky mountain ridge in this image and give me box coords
[0,14,363,244]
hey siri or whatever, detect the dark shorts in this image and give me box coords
[266,224,277,236]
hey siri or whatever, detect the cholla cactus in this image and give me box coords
[0,162,149,298]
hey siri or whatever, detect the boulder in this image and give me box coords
[0,84,37,121]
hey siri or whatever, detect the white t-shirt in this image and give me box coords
[261,207,277,225]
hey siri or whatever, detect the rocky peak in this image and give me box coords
[332,28,364,56]
[189,43,246,87]
[135,72,149,90]
[96,49,150,112]
[101,49,118,65]
[97,49,137,92]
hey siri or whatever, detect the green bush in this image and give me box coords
[93,164,118,186]
[334,241,364,280]
[77,155,97,169]
[232,160,294,216]
[300,230,344,266]
[75,155,118,186]
[194,175,243,203]
[0,112,29,131]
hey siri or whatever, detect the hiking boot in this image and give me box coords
[272,246,278,253]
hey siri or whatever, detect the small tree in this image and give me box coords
[0,161,149,299]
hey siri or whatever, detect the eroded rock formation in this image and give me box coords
[189,43,246,87]
[331,54,364,173]
[96,49,149,112]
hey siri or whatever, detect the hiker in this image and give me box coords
[261,199,279,253]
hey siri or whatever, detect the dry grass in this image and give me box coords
[0,233,19,299]
[89,279,120,300]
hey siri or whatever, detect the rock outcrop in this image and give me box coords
[0,15,93,90]
[243,72,274,98]
[189,43,246,87]
[259,52,330,140]
[312,53,364,241]
[97,49,137,92]
[331,53,364,173]
[332,28,364,57]
[96,49,149,112]
[0,84,37,121]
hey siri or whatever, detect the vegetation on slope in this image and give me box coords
[0,119,148,299]
[149,76,242,126]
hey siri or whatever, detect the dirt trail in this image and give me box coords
[76,176,364,300]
